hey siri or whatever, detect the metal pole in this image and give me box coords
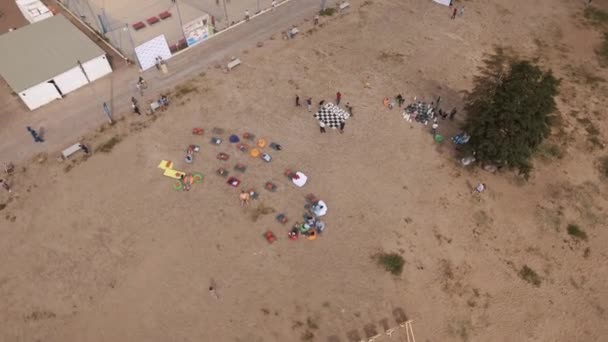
[257,0,260,12]
[102,102,113,124]
[222,0,230,26]
[124,24,139,68]
[320,0,327,10]
[173,0,187,44]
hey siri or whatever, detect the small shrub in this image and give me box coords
[598,32,608,67]
[539,143,564,159]
[584,6,608,28]
[600,156,608,178]
[319,7,336,16]
[519,265,541,287]
[375,252,404,275]
[96,136,122,153]
[567,224,588,240]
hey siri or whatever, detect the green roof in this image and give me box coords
[0,15,105,92]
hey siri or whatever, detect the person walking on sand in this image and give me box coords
[345,102,353,116]
[27,126,43,143]
[449,107,458,120]
[451,7,457,19]
[473,183,486,194]
[396,94,404,107]
[319,120,326,133]
[314,14,319,25]
[295,94,301,107]
[209,285,219,299]
[459,6,465,17]
[336,91,342,105]
[339,121,345,134]
[318,100,325,108]
[271,0,276,11]
[245,9,250,21]
[132,102,141,115]
[0,179,11,193]
[240,190,251,207]
[306,97,312,112]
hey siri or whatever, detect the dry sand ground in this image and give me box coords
[1,0,608,341]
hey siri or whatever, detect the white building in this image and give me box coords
[0,14,112,110]
[15,0,53,24]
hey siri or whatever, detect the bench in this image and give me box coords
[227,58,241,70]
[339,1,350,10]
[132,21,145,30]
[159,11,172,20]
[62,143,82,159]
[146,17,160,25]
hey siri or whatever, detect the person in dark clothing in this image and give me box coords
[80,144,89,154]
[339,121,345,134]
[345,102,353,116]
[27,126,43,143]
[449,108,458,120]
[396,94,404,107]
[318,100,325,107]
[306,97,312,111]
[336,91,342,105]
[295,94,300,106]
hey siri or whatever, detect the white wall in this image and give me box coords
[18,82,62,110]
[53,66,89,95]
[16,55,112,110]
[82,55,112,82]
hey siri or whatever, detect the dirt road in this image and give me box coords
[0,0,323,163]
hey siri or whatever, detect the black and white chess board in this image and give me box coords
[314,103,350,128]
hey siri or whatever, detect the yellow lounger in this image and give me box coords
[164,168,186,179]
[158,160,174,170]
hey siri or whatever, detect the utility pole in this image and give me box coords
[222,0,230,26]
[173,0,187,44]
[124,23,139,68]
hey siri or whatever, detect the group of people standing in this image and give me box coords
[294,91,353,134]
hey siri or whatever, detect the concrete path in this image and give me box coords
[0,0,325,163]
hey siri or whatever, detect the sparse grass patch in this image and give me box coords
[319,7,336,16]
[96,136,122,153]
[598,32,608,67]
[567,224,588,240]
[519,265,541,287]
[566,64,605,85]
[539,143,564,160]
[599,156,608,178]
[378,50,405,63]
[584,6,608,28]
[173,83,198,99]
[250,203,275,222]
[374,252,404,275]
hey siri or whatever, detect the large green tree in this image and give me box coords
[462,50,559,176]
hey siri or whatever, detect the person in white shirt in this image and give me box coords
[319,120,326,133]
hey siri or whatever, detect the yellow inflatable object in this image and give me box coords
[163,169,186,179]
[257,138,267,148]
[157,160,173,170]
